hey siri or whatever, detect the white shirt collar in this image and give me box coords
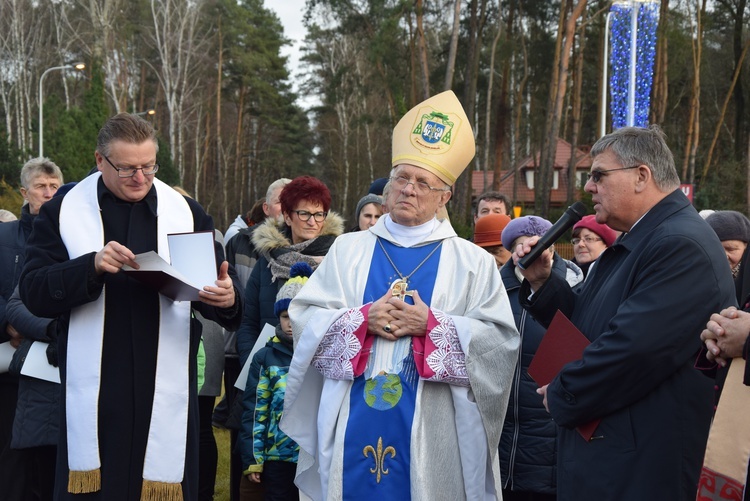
[382,214,440,247]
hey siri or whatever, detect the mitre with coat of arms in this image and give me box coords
[391,90,476,186]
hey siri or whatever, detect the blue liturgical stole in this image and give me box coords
[342,238,442,500]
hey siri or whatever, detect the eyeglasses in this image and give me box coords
[572,236,603,246]
[292,210,328,222]
[390,175,450,195]
[587,165,640,183]
[102,154,159,178]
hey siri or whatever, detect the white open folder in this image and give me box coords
[122,231,217,301]
[235,323,277,390]
[20,341,61,384]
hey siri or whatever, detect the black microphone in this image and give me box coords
[517,201,587,270]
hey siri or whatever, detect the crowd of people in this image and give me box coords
[1,92,750,501]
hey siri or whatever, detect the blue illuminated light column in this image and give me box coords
[608,0,659,129]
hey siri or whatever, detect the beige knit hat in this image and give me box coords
[391,90,475,186]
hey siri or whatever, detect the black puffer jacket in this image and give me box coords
[498,255,583,495]
[6,287,60,449]
[0,206,60,449]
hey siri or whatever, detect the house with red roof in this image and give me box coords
[471,138,593,209]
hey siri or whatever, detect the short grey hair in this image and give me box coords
[97,113,158,157]
[266,178,292,201]
[20,157,64,189]
[590,125,680,192]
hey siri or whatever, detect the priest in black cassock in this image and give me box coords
[20,113,243,501]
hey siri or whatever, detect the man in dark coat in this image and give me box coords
[515,125,736,500]
[19,113,243,501]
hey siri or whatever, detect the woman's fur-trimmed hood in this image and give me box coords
[251,211,345,256]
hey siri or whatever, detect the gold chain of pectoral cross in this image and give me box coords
[376,237,443,300]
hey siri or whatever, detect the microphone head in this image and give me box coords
[568,201,587,221]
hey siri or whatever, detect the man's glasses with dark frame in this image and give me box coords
[102,154,160,178]
[587,165,640,184]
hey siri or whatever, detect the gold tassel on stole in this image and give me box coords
[68,468,101,494]
[141,479,183,501]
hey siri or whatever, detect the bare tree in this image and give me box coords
[415,0,431,100]
[538,0,587,217]
[0,1,17,145]
[149,0,207,182]
[567,7,587,204]
[511,10,529,174]
[50,1,81,110]
[493,1,516,193]
[79,0,133,113]
[215,16,225,226]
[650,0,669,125]
[0,0,47,153]
[443,0,462,91]
[700,39,750,187]
[484,16,503,189]
[682,0,706,184]
[330,35,360,213]
[453,0,489,225]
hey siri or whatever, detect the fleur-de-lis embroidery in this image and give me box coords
[363,437,396,483]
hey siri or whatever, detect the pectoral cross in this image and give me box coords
[390,279,414,301]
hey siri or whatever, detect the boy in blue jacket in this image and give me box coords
[239,263,311,501]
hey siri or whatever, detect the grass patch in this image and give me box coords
[213,425,231,501]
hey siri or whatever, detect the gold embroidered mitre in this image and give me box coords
[391,90,475,186]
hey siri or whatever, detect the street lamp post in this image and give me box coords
[38,62,85,157]
[135,109,156,117]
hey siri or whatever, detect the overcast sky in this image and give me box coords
[267,1,317,108]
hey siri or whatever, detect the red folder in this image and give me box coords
[528,310,600,441]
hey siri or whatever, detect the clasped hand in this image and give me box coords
[701,306,750,366]
[367,288,429,341]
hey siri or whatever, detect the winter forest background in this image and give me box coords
[0,0,748,233]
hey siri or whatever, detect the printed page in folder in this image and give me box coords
[122,231,217,302]
[168,231,217,291]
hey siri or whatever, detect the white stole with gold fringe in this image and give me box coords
[59,172,193,499]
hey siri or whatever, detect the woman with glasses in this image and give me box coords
[236,175,344,367]
[234,176,343,499]
[571,215,617,277]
